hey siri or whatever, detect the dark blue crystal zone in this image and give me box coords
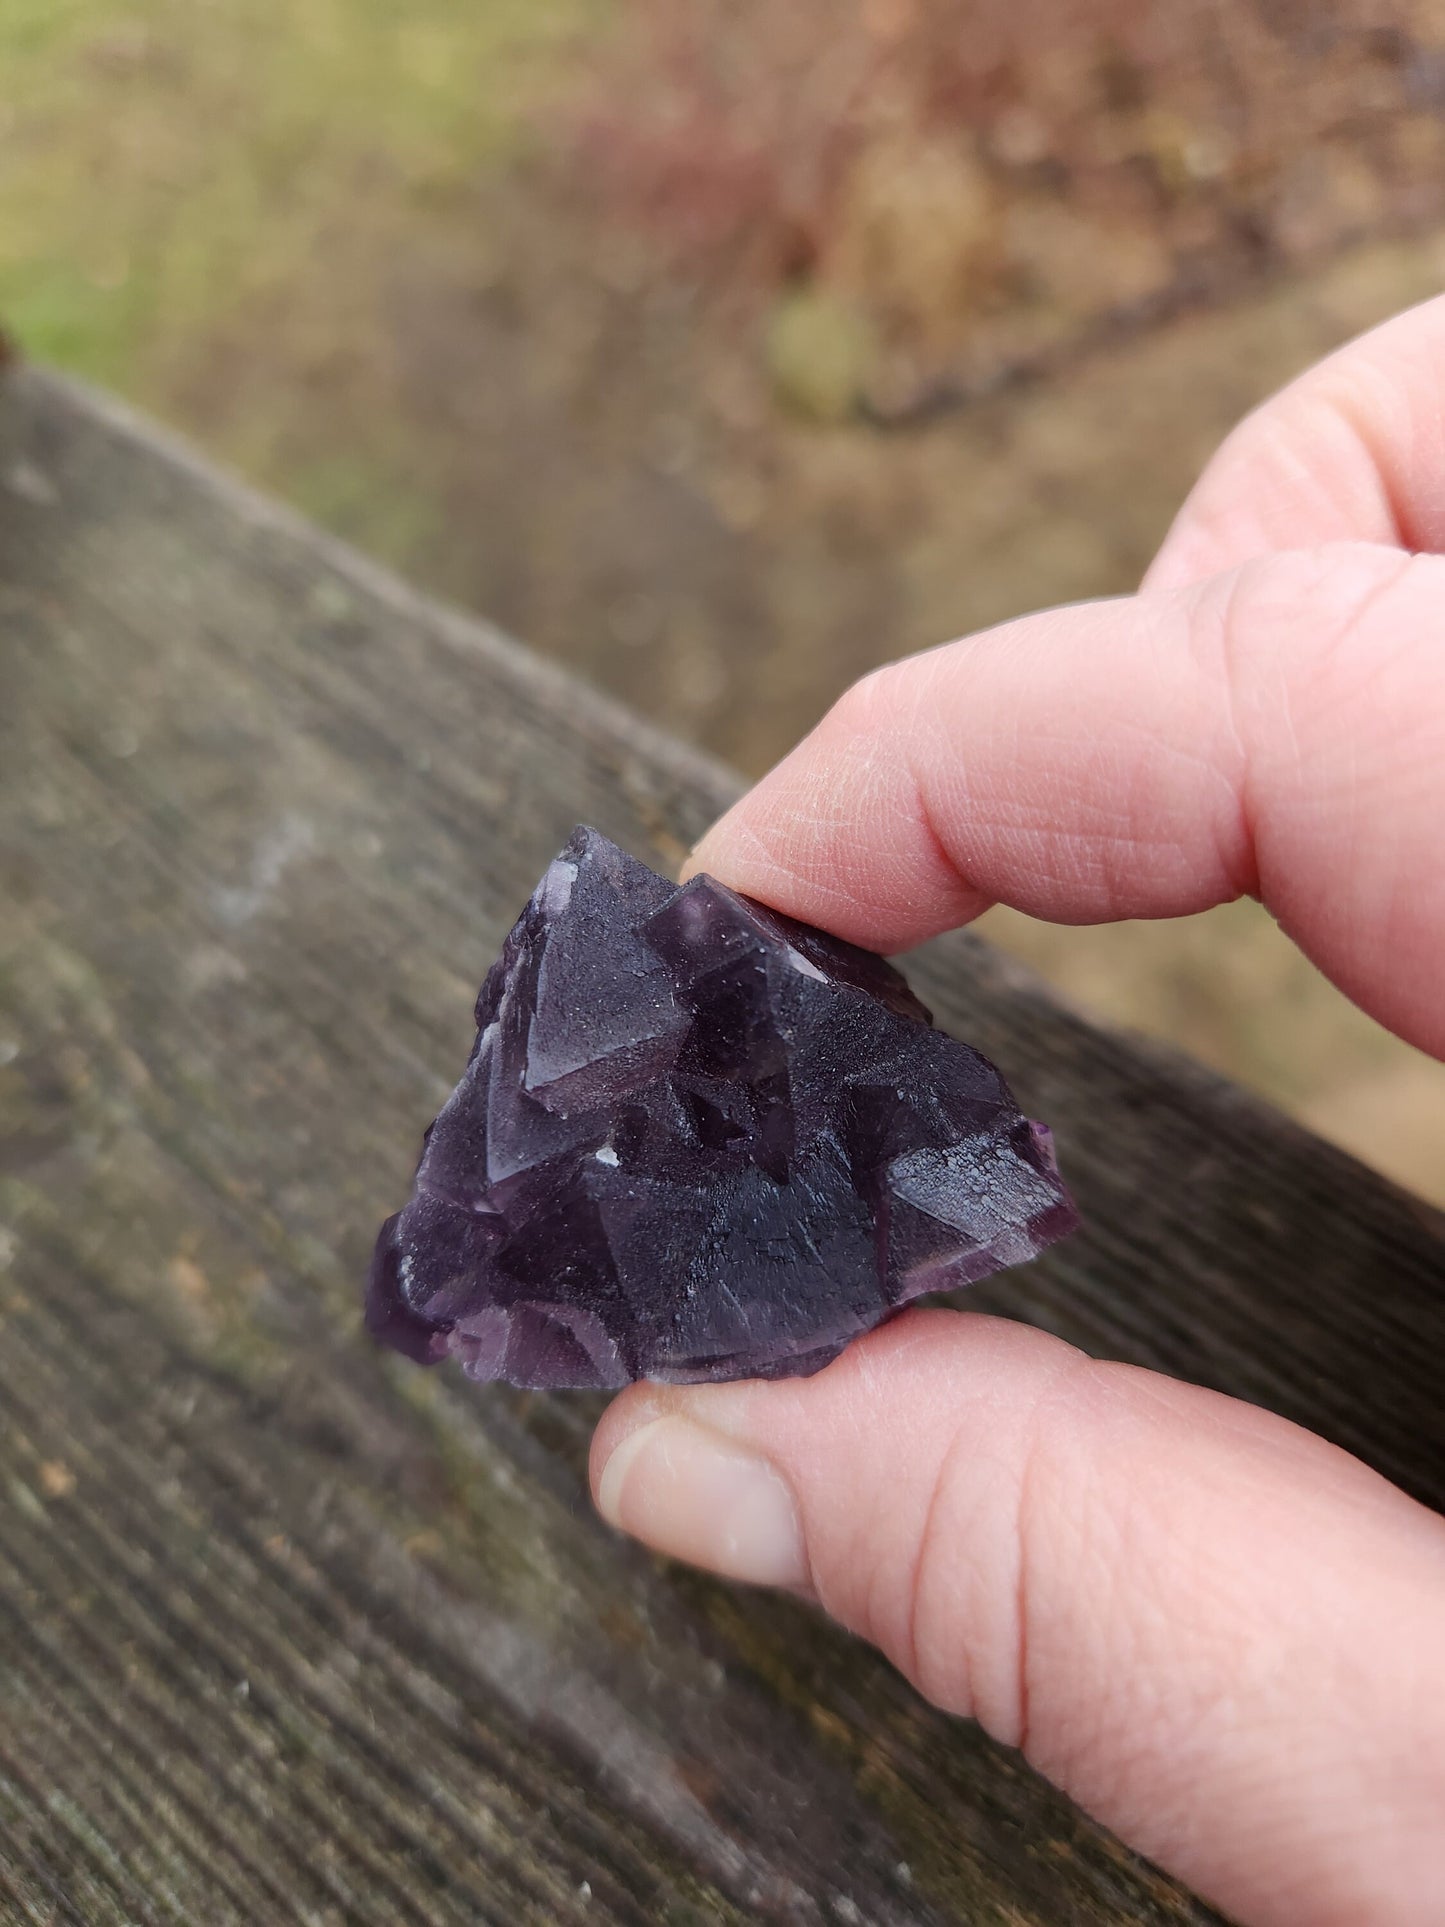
[368,826,1078,1389]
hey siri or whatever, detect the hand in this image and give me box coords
[589,297,1445,1926]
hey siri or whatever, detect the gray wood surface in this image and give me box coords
[1,364,1441,1926]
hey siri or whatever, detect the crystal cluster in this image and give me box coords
[368,827,1077,1389]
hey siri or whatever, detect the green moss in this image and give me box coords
[0,0,595,356]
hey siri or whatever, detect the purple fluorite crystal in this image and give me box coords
[368,827,1077,1389]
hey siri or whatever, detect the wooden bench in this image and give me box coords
[2,364,1442,1926]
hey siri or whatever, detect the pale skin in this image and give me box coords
[589,296,1445,1927]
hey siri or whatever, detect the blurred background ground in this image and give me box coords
[3,0,1443,1204]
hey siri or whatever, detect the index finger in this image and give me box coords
[688,542,1445,1060]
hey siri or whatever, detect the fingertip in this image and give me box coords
[591,1398,810,1589]
[589,1383,669,1509]
[680,783,985,951]
[680,810,803,909]
[593,1413,667,1532]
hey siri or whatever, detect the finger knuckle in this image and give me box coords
[902,1354,1096,1747]
[1206,542,1418,700]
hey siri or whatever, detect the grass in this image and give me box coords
[0,0,598,432]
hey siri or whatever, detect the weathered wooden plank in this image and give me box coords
[0,364,1442,1925]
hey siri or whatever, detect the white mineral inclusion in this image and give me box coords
[785,946,829,982]
[539,856,578,918]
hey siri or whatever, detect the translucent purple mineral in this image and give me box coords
[368,826,1077,1389]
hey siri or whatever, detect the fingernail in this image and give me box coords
[596,1415,808,1588]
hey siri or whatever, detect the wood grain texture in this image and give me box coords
[0,365,1441,1926]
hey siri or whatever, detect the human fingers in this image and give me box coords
[592,1311,1445,1927]
[1147,293,1445,591]
[686,542,1445,1058]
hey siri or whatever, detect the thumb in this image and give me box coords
[591,1311,1445,1927]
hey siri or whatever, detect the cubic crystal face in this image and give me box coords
[368,827,1078,1389]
